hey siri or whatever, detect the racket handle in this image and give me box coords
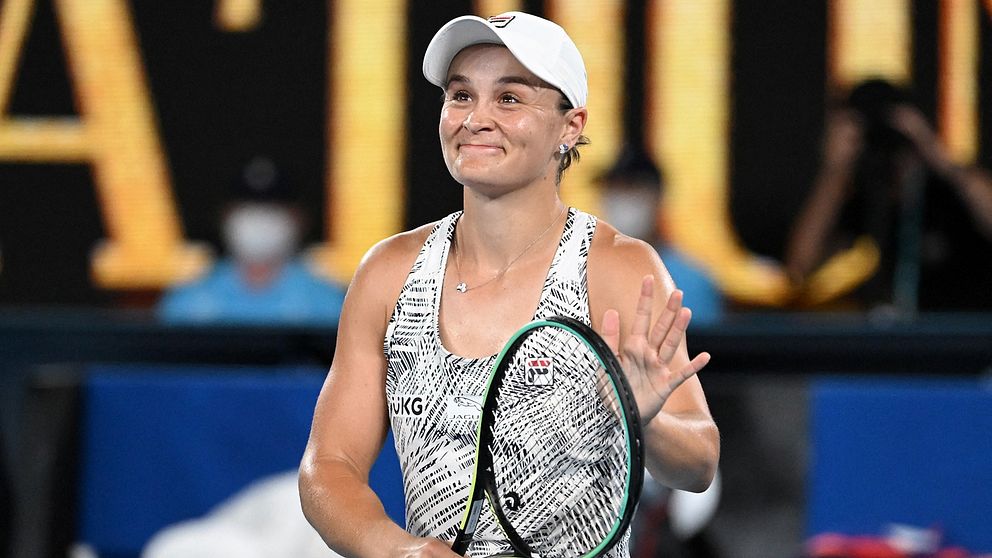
[451,532,470,556]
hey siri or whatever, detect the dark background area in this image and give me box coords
[2,1,988,306]
[1,2,991,558]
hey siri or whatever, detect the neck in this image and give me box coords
[456,198,566,269]
[239,261,284,290]
[456,188,566,260]
[452,202,567,294]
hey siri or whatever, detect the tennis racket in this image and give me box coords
[451,315,645,558]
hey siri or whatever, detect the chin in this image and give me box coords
[452,162,501,185]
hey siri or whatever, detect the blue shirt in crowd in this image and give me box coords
[658,247,724,327]
[157,259,346,327]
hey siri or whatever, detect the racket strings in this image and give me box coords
[486,326,633,557]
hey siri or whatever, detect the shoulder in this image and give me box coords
[587,220,675,326]
[156,262,235,321]
[160,260,234,298]
[346,220,440,317]
[328,220,442,356]
[284,261,347,296]
[358,221,437,280]
[589,220,671,287]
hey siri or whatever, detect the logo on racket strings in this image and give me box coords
[525,358,554,385]
[503,491,522,511]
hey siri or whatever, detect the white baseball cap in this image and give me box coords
[422,12,588,109]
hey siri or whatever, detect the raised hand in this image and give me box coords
[600,275,711,425]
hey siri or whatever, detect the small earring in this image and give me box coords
[558,143,570,155]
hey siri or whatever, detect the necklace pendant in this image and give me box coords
[456,282,467,293]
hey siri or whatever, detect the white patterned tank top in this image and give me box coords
[384,208,630,558]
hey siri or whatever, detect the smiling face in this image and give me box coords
[439,44,585,194]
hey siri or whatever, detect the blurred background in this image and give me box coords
[1,1,991,557]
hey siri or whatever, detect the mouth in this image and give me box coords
[459,143,502,153]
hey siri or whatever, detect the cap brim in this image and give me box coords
[423,16,503,89]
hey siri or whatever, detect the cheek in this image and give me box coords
[506,115,557,148]
[438,109,461,168]
[439,107,462,139]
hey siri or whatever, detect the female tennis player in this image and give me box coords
[299,12,719,558]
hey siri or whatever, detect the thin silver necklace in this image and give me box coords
[452,206,567,293]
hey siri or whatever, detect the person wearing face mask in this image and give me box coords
[600,146,724,327]
[157,157,346,327]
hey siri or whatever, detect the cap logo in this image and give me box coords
[487,15,515,28]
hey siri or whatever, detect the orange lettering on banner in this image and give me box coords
[939,0,980,164]
[550,0,625,216]
[308,0,407,283]
[214,0,262,31]
[649,1,792,306]
[0,0,209,288]
[0,1,987,300]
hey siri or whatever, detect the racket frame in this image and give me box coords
[452,316,645,558]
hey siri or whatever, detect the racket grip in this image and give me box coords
[451,533,470,556]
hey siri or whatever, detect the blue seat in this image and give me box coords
[808,377,992,553]
[77,365,404,558]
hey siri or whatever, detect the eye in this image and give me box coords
[446,90,471,102]
[499,93,520,104]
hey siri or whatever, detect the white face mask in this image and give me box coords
[601,190,660,241]
[222,204,299,264]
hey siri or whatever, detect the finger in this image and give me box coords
[657,306,691,365]
[672,353,710,391]
[668,351,711,393]
[630,275,655,339]
[601,308,621,357]
[649,289,684,351]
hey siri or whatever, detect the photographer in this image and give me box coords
[784,78,992,314]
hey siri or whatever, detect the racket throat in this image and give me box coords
[452,498,484,555]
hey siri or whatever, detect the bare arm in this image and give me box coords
[589,227,719,492]
[784,109,863,284]
[953,168,992,240]
[299,231,458,558]
[889,105,992,240]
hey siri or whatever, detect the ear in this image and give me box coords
[559,107,588,147]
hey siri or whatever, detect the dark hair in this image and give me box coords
[230,156,298,204]
[599,144,663,191]
[556,96,590,186]
[844,78,913,151]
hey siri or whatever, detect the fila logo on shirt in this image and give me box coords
[389,394,425,418]
[525,358,554,385]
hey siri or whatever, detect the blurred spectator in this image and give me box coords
[631,470,722,558]
[158,157,346,327]
[599,145,724,326]
[141,470,335,558]
[806,525,976,558]
[785,79,992,315]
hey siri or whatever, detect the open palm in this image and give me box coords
[599,277,711,424]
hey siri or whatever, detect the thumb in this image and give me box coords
[601,308,621,357]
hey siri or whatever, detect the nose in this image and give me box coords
[462,107,494,133]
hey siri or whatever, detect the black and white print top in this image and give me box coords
[384,208,629,558]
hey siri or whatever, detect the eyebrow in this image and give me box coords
[444,74,552,91]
